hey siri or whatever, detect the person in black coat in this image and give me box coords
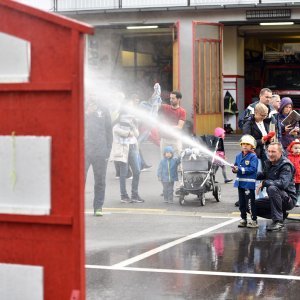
[85,98,113,216]
[243,102,278,168]
[256,142,297,231]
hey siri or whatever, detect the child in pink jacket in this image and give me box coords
[214,127,232,184]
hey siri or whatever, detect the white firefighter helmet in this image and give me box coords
[240,135,256,149]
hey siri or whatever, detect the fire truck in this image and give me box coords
[245,43,300,109]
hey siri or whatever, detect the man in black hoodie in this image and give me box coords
[85,98,113,216]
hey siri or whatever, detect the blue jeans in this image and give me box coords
[118,144,140,199]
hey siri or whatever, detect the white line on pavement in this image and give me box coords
[85,265,300,281]
[111,217,239,268]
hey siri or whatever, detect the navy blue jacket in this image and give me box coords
[257,156,297,204]
[157,157,180,182]
[233,151,258,190]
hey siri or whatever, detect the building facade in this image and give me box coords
[20,0,300,134]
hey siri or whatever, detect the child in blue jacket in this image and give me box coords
[232,135,259,228]
[157,146,181,203]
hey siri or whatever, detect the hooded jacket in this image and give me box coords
[287,139,300,183]
[157,146,181,182]
[278,97,298,149]
[287,153,300,183]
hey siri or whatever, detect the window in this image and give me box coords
[0,32,31,83]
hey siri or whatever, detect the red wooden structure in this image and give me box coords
[0,1,93,299]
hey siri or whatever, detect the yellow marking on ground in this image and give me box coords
[85,209,236,218]
[231,211,300,217]
[104,207,166,213]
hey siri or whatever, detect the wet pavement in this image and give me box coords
[85,136,300,299]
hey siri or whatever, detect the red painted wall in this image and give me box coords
[0,1,93,299]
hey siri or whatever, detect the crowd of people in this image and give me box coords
[234,87,300,232]
[84,84,186,215]
[84,84,299,233]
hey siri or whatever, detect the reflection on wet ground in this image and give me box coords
[87,269,300,300]
[134,222,300,276]
[86,215,300,299]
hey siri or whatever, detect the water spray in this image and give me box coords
[120,103,233,167]
[84,67,233,167]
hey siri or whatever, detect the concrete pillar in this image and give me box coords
[179,19,193,121]
[223,26,245,131]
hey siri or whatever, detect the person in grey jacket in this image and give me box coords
[256,142,297,231]
[85,99,113,216]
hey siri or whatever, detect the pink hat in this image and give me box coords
[214,127,225,137]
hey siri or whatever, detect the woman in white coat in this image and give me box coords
[111,113,144,203]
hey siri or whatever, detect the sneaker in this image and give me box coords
[224,179,233,184]
[235,201,239,207]
[247,220,258,228]
[266,221,284,232]
[131,196,145,203]
[238,219,247,228]
[141,165,152,172]
[120,197,132,203]
[115,176,120,179]
[127,176,133,180]
[94,209,103,217]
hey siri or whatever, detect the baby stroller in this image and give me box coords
[178,135,221,206]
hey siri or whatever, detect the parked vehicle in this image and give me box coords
[245,43,300,109]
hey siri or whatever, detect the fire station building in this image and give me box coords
[33,0,300,134]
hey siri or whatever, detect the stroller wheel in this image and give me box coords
[198,193,205,206]
[213,185,221,202]
[179,195,185,206]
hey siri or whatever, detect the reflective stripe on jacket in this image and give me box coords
[233,151,258,190]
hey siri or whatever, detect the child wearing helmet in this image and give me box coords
[157,146,181,203]
[232,134,259,228]
[287,139,300,207]
[213,127,232,184]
